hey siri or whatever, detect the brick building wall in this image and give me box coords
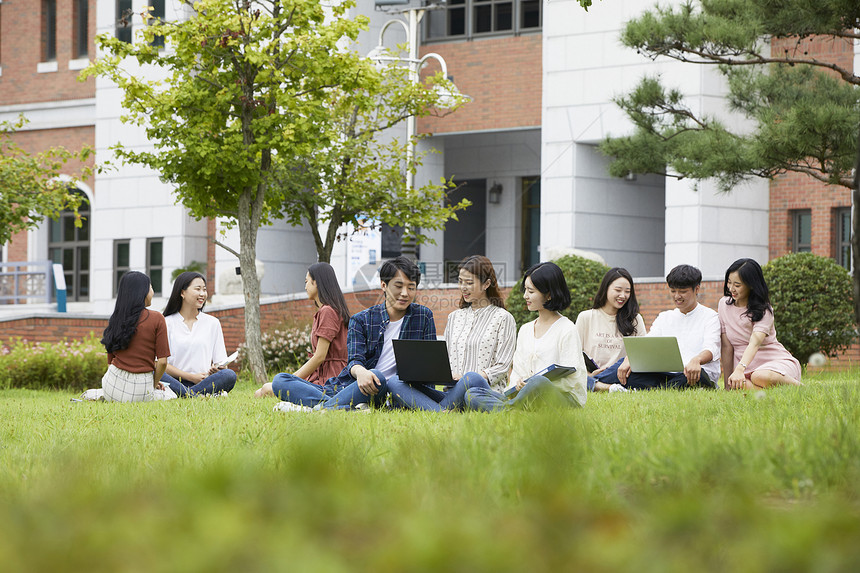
[768,173,850,260]
[767,35,854,262]
[0,0,96,105]
[417,34,542,134]
[1,0,96,262]
[1,124,96,262]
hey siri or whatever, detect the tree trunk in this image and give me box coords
[238,188,266,387]
[319,206,343,264]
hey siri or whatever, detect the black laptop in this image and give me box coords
[392,339,456,385]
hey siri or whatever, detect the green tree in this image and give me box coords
[506,255,609,329]
[84,0,373,385]
[0,117,92,245]
[763,253,855,364]
[599,0,860,322]
[280,50,470,263]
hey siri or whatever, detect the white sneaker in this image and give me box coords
[273,401,312,413]
[608,384,629,393]
[80,389,105,401]
[353,403,370,411]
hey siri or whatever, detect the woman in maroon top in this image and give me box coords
[255,262,349,398]
[100,271,172,402]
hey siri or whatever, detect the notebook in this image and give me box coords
[392,339,456,385]
[622,336,685,372]
[503,364,577,397]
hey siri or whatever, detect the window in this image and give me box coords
[114,240,130,296]
[834,207,852,271]
[444,179,487,280]
[426,0,540,41]
[116,0,132,43]
[791,209,812,253]
[149,0,165,47]
[521,176,540,271]
[147,238,163,296]
[42,0,57,61]
[49,191,90,302]
[380,224,404,259]
[73,0,89,58]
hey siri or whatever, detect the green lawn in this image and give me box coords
[1,370,858,572]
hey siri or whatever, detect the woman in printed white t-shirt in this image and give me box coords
[575,267,646,393]
[160,272,236,397]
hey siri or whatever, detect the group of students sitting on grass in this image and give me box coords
[98,252,802,407]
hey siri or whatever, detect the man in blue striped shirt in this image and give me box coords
[321,256,437,409]
[272,256,437,411]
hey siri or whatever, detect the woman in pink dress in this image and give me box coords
[719,258,802,390]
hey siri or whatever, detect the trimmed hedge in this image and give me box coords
[0,335,107,391]
[762,252,857,364]
[506,255,610,329]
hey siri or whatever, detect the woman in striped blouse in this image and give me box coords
[386,255,517,411]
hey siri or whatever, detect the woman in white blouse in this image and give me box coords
[464,262,587,411]
[386,255,516,411]
[160,272,236,397]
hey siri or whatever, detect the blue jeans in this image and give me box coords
[626,370,716,390]
[465,375,580,412]
[271,373,340,407]
[387,371,487,412]
[322,369,389,410]
[161,368,237,397]
[587,358,625,390]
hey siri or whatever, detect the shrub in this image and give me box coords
[762,252,857,364]
[237,322,312,374]
[0,335,107,391]
[506,255,610,328]
[170,260,207,282]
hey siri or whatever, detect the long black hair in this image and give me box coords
[592,267,640,336]
[723,258,771,323]
[101,271,152,354]
[522,262,571,311]
[308,262,350,327]
[459,255,505,309]
[163,271,206,317]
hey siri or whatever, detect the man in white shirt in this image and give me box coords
[616,265,720,390]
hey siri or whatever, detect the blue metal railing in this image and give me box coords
[0,260,53,304]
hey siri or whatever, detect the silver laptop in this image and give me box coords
[623,336,685,372]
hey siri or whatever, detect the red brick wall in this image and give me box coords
[635,280,722,327]
[3,281,855,370]
[0,0,96,105]
[6,230,29,262]
[0,316,108,344]
[2,126,96,262]
[214,288,471,350]
[417,35,542,134]
[769,169,851,261]
[767,35,853,261]
[4,126,96,174]
[770,35,855,78]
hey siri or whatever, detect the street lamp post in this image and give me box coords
[368,5,462,259]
